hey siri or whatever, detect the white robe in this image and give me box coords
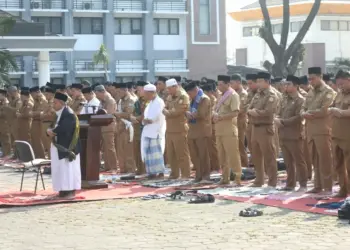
[50,107,81,192]
[80,97,100,114]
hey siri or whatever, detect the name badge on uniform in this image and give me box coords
[269,97,274,102]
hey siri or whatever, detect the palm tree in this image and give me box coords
[93,44,109,81]
[0,16,18,87]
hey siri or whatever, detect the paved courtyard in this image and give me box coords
[0,167,349,250]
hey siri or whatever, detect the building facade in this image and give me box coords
[229,0,350,76]
[2,0,226,87]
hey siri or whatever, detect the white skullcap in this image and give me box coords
[144,83,156,92]
[166,78,177,87]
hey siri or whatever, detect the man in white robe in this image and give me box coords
[47,92,81,198]
[80,87,100,114]
[141,84,166,178]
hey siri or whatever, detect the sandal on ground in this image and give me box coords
[239,208,263,217]
[188,194,215,204]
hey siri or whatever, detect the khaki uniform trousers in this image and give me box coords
[102,131,118,171]
[166,132,191,178]
[188,137,211,181]
[304,130,313,179]
[280,139,308,188]
[17,120,31,143]
[216,134,241,183]
[209,128,220,171]
[308,135,333,191]
[30,120,45,158]
[251,125,277,187]
[238,118,249,167]
[332,138,350,194]
[9,119,19,152]
[41,122,52,158]
[274,127,280,157]
[134,139,145,174]
[246,123,253,164]
[0,124,11,156]
[117,131,136,173]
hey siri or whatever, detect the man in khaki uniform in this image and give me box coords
[230,74,249,168]
[301,67,337,194]
[329,70,350,197]
[275,75,308,191]
[114,83,136,174]
[17,88,33,143]
[271,81,283,158]
[41,87,56,158]
[69,83,86,114]
[202,83,220,172]
[248,72,279,187]
[95,85,118,172]
[245,74,259,165]
[214,75,241,185]
[185,81,212,182]
[156,76,169,101]
[0,89,11,156]
[30,87,48,158]
[163,78,191,179]
[6,86,22,155]
[132,81,148,175]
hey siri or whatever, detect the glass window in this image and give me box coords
[74,18,81,34]
[291,21,304,32]
[51,78,63,85]
[153,19,158,34]
[115,19,121,34]
[330,20,338,30]
[32,17,62,34]
[321,20,330,31]
[92,18,103,34]
[73,18,103,34]
[132,19,141,34]
[252,27,260,36]
[121,19,131,34]
[272,23,282,34]
[243,27,252,37]
[339,21,348,31]
[169,19,179,35]
[199,0,210,35]
[159,19,169,35]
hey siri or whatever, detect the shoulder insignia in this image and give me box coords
[326,93,333,99]
[269,97,274,102]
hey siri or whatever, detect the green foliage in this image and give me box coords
[93,44,109,81]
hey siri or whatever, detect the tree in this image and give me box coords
[0,16,18,87]
[93,44,109,81]
[259,0,321,77]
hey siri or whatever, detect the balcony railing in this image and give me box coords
[75,61,106,71]
[154,59,188,72]
[10,60,24,72]
[116,60,147,73]
[30,0,66,10]
[73,0,107,10]
[0,0,23,9]
[153,0,187,13]
[113,0,145,12]
[33,61,68,72]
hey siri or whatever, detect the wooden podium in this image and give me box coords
[78,112,114,189]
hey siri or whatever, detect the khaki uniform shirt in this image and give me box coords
[165,89,190,133]
[215,90,240,136]
[18,99,34,121]
[299,88,308,98]
[70,94,86,114]
[6,94,22,121]
[42,98,55,123]
[188,94,212,139]
[133,96,147,139]
[0,98,9,130]
[100,94,117,133]
[158,89,169,102]
[247,89,257,124]
[301,82,337,137]
[116,93,135,133]
[32,94,48,121]
[278,92,305,140]
[236,87,248,121]
[332,90,350,140]
[248,87,279,125]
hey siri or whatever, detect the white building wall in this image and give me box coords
[114,35,143,50]
[74,35,104,51]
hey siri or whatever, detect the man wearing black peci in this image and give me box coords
[46,92,81,199]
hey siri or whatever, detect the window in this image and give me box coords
[339,21,348,31]
[242,26,260,37]
[330,20,338,30]
[116,76,142,83]
[272,23,282,34]
[290,21,304,32]
[321,20,350,31]
[199,0,210,35]
[153,19,179,35]
[32,17,62,34]
[114,18,142,34]
[73,18,103,34]
[76,77,105,84]
[321,20,330,30]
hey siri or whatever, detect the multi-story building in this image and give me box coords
[229,0,350,75]
[1,0,226,87]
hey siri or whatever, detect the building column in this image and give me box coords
[143,0,155,81]
[37,51,50,87]
[104,0,116,82]
[21,0,33,87]
[64,0,75,84]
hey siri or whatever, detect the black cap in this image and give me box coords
[45,87,55,94]
[217,75,230,83]
[157,76,168,82]
[91,83,100,90]
[184,81,199,92]
[29,86,40,92]
[171,76,182,82]
[274,77,283,83]
[286,75,300,85]
[126,82,134,89]
[231,74,242,81]
[54,92,68,102]
[71,83,83,90]
[322,74,331,81]
[40,86,46,92]
[299,76,308,85]
[308,67,322,75]
[21,90,30,96]
[246,74,258,81]
[201,84,214,92]
[55,84,66,90]
[115,83,128,89]
[0,89,7,95]
[257,72,271,80]
[82,87,93,94]
[103,81,112,86]
[136,81,148,87]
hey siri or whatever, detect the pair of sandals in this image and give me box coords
[169,190,215,204]
[239,208,263,217]
[141,194,167,200]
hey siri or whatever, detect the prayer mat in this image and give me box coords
[141,179,194,188]
[0,184,175,208]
